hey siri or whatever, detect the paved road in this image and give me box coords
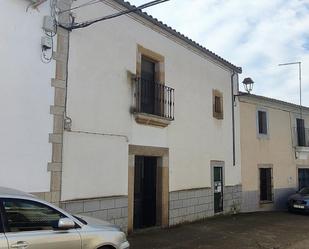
[128,212,309,249]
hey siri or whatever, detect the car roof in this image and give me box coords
[0,186,36,198]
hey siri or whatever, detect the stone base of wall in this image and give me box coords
[59,186,242,231]
[169,185,242,226]
[61,196,128,231]
[241,188,295,213]
[223,185,242,214]
[169,188,214,226]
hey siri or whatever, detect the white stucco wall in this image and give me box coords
[62,132,128,200]
[0,0,53,192]
[61,0,241,200]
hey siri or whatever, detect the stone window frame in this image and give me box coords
[136,44,165,84]
[257,164,274,204]
[133,45,172,127]
[212,89,223,120]
[256,107,270,139]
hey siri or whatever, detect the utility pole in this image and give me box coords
[278,61,302,117]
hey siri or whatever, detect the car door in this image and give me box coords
[0,222,8,249]
[0,234,7,249]
[1,198,81,249]
[0,211,8,249]
[0,201,8,249]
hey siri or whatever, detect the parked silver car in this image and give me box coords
[0,187,129,249]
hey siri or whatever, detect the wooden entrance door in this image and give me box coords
[134,156,157,229]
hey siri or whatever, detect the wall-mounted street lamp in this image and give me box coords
[242,77,254,94]
[278,61,302,117]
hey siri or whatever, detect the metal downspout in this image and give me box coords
[231,71,236,166]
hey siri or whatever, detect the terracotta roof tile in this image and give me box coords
[113,0,242,73]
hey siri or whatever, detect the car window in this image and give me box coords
[299,187,309,195]
[2,199,66,232]
[73,215,87,225]
[0,204,3,233]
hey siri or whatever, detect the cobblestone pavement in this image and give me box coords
[128,212,309,249]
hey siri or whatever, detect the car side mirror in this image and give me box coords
[57,218,75,230]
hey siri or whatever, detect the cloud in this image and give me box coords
[130,0,309,106]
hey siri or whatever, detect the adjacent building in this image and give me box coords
[0,0,55,195]
[239,93,309,212]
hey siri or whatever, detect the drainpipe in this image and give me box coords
[231,71,236,166]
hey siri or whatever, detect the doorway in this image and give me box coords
[214,167,223,213]
[128,145,169,233]
[134,156,157,229]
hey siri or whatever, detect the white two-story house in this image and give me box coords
[56,0,243,232]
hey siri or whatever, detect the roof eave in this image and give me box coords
[112,0,242,74]
[238,92,309,111]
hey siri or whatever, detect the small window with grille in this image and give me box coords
[258,110,268,134]
[213,90,223,120]
[256,108,269,138]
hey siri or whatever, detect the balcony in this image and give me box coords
[134,78,175,127]
[293,127,309,159]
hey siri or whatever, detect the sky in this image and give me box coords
[129,0,309,106]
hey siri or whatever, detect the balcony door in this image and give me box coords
[141,56,156,115]
[296,118,306,146]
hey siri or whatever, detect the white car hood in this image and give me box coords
[75,215,120,231]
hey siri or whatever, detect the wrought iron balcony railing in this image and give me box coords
[293,127,309,147]
[135,78,175,120]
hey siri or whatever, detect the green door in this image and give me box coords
[214,167,223,213]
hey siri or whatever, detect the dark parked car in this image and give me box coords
[288,187,309,212]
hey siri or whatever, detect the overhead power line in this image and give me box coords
[61,0,170,30]
[59,0,103,14]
